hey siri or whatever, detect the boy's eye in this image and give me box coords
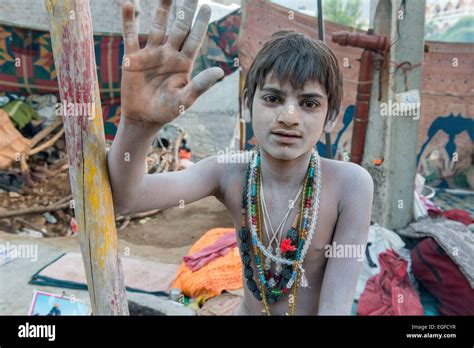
[263,95,281,104]
[302,100,320,109]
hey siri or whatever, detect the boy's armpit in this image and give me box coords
[125,155,225,214]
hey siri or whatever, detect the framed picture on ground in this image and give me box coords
[28,290,91,316]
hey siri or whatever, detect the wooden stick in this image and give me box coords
[163,157,171,173]
[27,118,63,150]
[173,131,185,171]
[118,216,131,231]
[28,128,65,156]
[45,0,128,315]
[156,153,171,173]
[0,200,71,219]
[14,217,51,237]
[55,194,73,206]
[19,118,64,174]
[47,162,70,178]
[116,209,161,222]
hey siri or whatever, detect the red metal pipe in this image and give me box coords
[332,31,389,164]
[351,49,374,164]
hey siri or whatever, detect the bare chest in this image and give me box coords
[219,160,341,314]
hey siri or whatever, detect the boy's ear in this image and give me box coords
[242,88,251,122]
[324,112,337,133]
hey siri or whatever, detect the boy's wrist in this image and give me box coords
[121,114,164,134]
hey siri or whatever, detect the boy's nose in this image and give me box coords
[277,104,300,126]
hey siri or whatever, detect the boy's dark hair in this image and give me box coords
[243,30,343,126]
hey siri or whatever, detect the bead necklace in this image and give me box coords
[237,146,322,315]
[260,176,303,285]
[252,151,315,295]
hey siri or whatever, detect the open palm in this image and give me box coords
[120,0,224,126]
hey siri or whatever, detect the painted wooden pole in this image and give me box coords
[45,0,129,315]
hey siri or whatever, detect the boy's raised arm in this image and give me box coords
[107,1,224,215]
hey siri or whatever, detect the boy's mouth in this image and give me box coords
[270,129,302,144]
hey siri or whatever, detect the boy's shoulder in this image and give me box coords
[207,150,250,189]
[215,150,253,166]
[211,151,374,188]
[320,157,374,210]
[209,152,374,204]
[320,157,373,184]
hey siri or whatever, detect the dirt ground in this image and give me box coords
[0,170,73,237]
[118,196,234,249]
[1,166,234,253]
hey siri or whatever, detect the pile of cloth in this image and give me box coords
[355,211,474,316]
[355,224,424,315]
[414,173,474,223]
[398,216,474,316]
[171,228,244,315]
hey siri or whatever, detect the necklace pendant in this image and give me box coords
[268,277,277,288]
[299,271,310,288]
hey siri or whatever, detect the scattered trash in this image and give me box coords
[69,217,77,236]
[138,218,151,225]
[0,96,10,107]
[0,244,18,266]
[2,100,37,130]
[16,228,44,238]
[0,93,26,107]
[26,94,58,127]
[0,102,190,237]
[0,110,31,170]
[414,173,429,220]
[147,126,194,174]
[8,191,21,198]
[0,172,24,192]
[169,288,182,302]
[43,212,57,224]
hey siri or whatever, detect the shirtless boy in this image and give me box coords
[108,0,374,315]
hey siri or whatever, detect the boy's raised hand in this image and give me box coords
[120,0,224,126]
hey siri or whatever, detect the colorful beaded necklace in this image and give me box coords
[237,146,322,315]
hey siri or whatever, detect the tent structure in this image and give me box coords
[0,0,240,140]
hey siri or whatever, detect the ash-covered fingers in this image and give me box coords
[147,0,173,47]
[181,4,211,59]
[179,67,224,108]
[122,2,140,53]
[166,0,198,51]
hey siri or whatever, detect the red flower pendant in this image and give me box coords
[280,238,296,253]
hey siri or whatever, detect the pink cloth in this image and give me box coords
[183,231,237,272]
[443,209,474,226]
[420,195,443,216]
[357,249,424,316]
